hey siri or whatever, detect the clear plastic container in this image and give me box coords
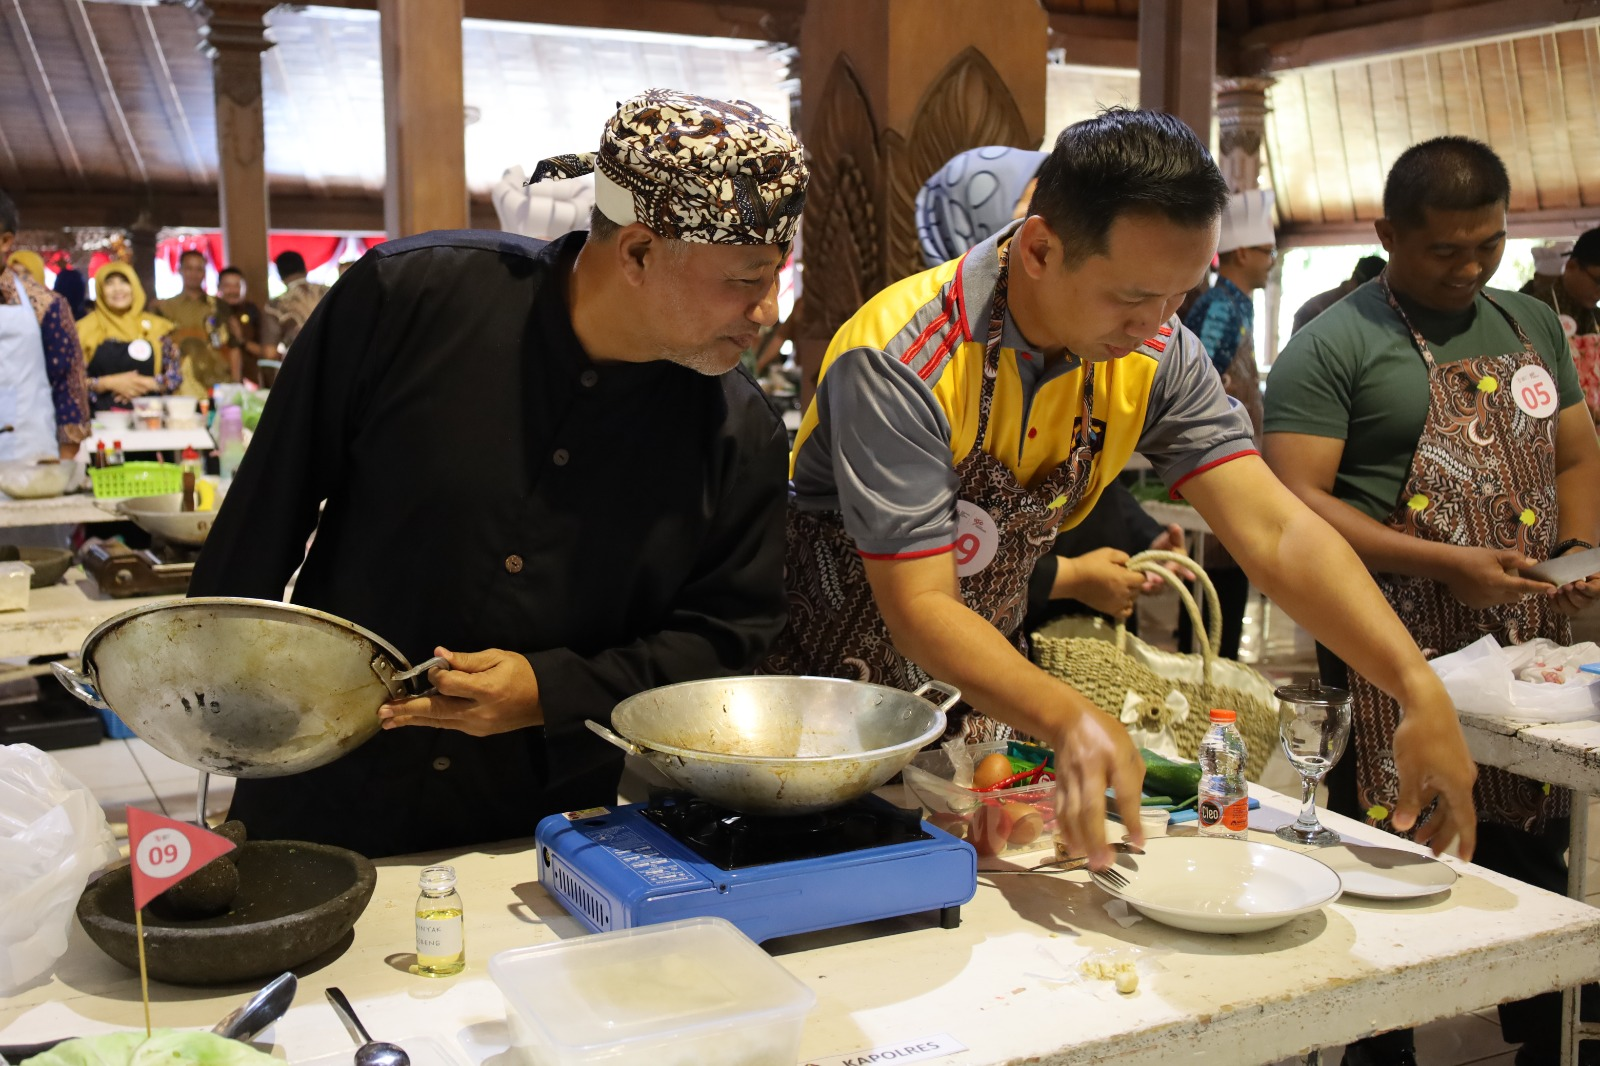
[488,917,815,1066]
[902,741,1056,858]
[0,562,34,612]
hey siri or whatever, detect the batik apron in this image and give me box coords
[1350,275,1568,834]
[763,246,1101,741]
[0,273,58,463]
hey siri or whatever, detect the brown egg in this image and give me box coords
[969,803,1015,857]
[972,752,1014,790]
[927,811,971,841]
[1003,802,1044,845]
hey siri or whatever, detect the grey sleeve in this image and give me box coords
[1136,322,1258,490]
[792,346,961,557]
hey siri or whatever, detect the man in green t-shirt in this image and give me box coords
[1265,137,1600,1066]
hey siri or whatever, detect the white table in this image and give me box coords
[0,495,119,530]
[1456,709,1600,1063]
[3,785,1598,1066]
[75,429,214,462]
[0,568,174,660]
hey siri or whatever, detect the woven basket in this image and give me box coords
[1029,550,1279,779]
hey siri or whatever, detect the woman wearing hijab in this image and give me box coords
[915,145,1188,637]
[77,262,183,410]
[7,249,46,286]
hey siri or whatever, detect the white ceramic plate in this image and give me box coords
[1313,843,1458,900]
[1091,837,1343,934]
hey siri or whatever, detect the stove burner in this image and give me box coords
[641,791,930,870]
[82,537,197,597]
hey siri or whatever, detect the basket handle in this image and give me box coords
[1112,549,1222,681]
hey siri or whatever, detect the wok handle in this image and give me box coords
[585,719,648,757]
[51,660,109,710]
[912,680,962,714]
[392,655,450,698]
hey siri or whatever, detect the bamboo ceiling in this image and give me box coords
[1265,25,1600,237]
[3,0,1599,239]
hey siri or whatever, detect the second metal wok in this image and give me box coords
[587,675,959,815]
[52,597,443,777]
[115,493,216,547]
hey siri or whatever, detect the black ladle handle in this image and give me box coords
[325,986,374,1044]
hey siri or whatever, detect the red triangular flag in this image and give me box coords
[126,807,237,911]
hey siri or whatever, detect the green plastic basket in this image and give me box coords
[89,461,183,500]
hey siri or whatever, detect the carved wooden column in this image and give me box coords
[188,1,274,302]
[128,213,159,300]
[1138,0,1217,141]
[1215,75,1282,362]
[379,0,468,238]
[796,0,1047,392]
[1216,76,1273,195]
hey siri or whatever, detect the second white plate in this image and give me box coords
[1315,843,1458,900]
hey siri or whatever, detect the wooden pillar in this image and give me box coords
[1215,76,1280,362]
[1215,76,1273,195]
[128,213,158,300]
[796,0,1047,394]
[189,1,274,302]
[1138,0,1217,143]
[379,0,468,238]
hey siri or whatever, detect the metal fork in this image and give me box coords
[1092,864,1131,891]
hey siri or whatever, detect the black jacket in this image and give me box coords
[189,230,789,857]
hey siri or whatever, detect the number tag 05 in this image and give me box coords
[1511,364,1559,419]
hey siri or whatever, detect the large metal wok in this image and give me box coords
[587,675,960,815]
[52,597,443,777]
[115,493,215,547]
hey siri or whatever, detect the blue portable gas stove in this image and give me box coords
[534,792,978,943]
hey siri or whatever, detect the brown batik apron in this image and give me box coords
[1350,275,1569,835]
[762,246,1101,742]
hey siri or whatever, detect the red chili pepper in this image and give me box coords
[974,758,1051,792]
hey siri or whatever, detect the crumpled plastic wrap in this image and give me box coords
[1429,635,1600,723]
[0,743,120,993]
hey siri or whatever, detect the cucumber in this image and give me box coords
[1140,748,1201,801]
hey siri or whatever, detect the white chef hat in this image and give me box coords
[1217,189,1276,254]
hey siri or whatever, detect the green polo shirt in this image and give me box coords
[1264,280,1580,521]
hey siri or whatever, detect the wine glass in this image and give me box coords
[1274,680,1352,847]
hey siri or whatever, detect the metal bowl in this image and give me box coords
[587,675,959,815]
[77,839,376,986]
[117,493,216,546]
[52,598,443,777]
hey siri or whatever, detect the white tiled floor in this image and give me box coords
[54,737,234,835]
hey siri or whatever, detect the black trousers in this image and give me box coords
[1176,564,1249,659]
[1318,644,1580,1062]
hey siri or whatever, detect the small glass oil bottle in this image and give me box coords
[414,864,465,977]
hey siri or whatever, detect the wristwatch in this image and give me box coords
[1552,538,1595,557]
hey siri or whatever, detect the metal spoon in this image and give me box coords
[325,987,410,1066]
[0,972,297,1061]
[212,971,297,1042]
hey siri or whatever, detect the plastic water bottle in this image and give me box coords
[1197,708,1249,839]
[217,405,245,483]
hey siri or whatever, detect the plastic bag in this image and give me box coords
[1429,635,1600,724]
[0,744,120,993]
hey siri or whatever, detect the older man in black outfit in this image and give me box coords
[190,90,806,858]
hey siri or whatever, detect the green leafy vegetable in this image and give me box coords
[24,1030,277,1066]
